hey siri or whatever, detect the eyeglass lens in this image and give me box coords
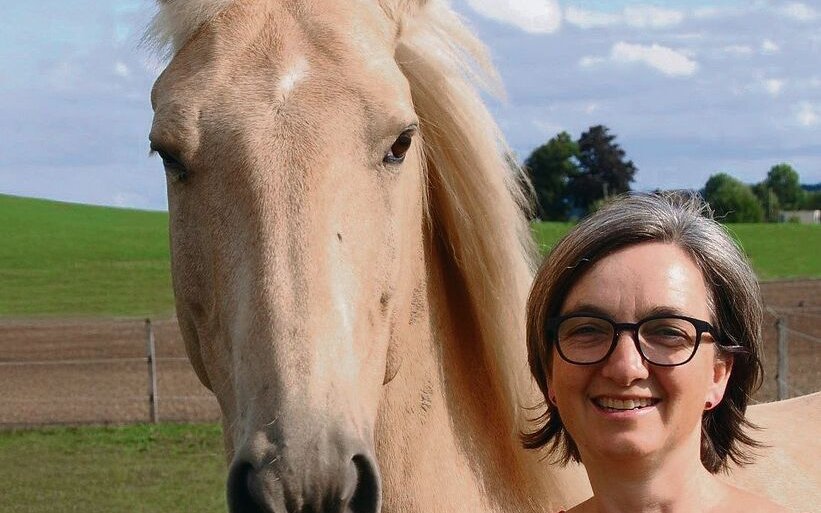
[557,316,699,365]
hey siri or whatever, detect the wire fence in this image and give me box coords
[0,279,818,427]
[757,279,821,402]
[0,318,219,428]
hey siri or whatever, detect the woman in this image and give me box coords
[524,193,790,513]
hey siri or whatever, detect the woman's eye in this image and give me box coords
[569,325,608,337]
[383,128,416,164]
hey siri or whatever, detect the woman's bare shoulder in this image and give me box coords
[721,483,791,513]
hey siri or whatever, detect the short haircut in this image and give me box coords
[523,192,764,473]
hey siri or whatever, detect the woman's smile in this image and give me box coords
[591,396,661,414]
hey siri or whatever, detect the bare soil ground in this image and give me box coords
[0,280,818,427]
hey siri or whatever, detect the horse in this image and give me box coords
[146,1,820,512]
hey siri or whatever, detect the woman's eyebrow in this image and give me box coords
[560,304,689,318]
[642,305,688,318]
[560,303,611,317]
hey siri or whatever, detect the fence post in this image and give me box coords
[776,317,789,401]
[145,318,159,423]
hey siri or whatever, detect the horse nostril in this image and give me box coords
[227,460,269,513]
[347,454,381,513]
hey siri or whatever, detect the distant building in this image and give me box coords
[779,210,820,224]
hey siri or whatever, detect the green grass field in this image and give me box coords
[0,423,226,513]
[1,194,819,317]
[0,194,173,317]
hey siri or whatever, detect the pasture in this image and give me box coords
[0,423,225,513]
[0,194,172,317]
[1,194,819,319]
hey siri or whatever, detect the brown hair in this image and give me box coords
[523,192,764,473]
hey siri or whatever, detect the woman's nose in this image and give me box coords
[600,330,649,385]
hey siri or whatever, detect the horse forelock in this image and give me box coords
[396,1,539,430]
[144,0,236,58]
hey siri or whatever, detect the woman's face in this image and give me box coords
[548,242,733,466]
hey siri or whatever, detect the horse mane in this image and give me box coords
[395,2,539,427]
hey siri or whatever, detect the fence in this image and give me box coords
[767,306,821,400]
[0,318,219,428]
[0,280,819,427]
[757,279,821,402]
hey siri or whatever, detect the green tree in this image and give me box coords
[751,182,780,222]
[765,163,804,211]
[703,173,764,222]
[523,132,579,220]
[567,125,636,214]
[800,189,821,210]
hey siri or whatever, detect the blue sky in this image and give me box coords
[1,0,819,210]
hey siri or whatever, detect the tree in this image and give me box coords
[765,163,804,211]
[703,173,764,223]
[523,132,579,220]
[567,125,636,214]
[751,182,780,222]
[800,190,821,210]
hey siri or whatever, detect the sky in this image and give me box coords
[0,0,819,211]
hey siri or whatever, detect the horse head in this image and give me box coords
[150,1,431,510]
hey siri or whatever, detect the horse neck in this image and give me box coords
[375,228,586,513]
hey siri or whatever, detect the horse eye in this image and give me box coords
[383,128,416,164]
[151,146,188,182]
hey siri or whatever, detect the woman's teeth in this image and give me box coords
[596,397,656,410]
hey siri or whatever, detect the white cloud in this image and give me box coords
[584,103,599,114]
[114,61,130,78]
[565,6,620,28]
[796,102,820,127]
[761,39,780,54]
[464,0,562,33]
[722,45,754,56]
[780,2,818,22]
[623,5,684,28]
[763,78,785,96]
[566,5,684,30]
[578,55,605,68]
[692,6,725,19]
[611,42,698,77]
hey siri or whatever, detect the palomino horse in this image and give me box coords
[147,1,819,512]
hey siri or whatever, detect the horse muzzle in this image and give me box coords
[227,432,381,513]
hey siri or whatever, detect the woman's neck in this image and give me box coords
[578,434,726,513]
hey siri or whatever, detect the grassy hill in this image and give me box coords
[0,194,818,317]
[0,194,173,317]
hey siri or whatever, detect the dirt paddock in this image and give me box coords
[0,280,818,428]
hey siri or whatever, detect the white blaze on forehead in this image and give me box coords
[276,56,310,103]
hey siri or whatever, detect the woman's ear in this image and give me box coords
[706,354,733,408]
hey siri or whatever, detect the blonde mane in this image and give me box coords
[395,2,539,428]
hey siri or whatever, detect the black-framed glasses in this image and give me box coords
[546,314,721,367]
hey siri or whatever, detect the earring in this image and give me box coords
[704,401,713,410]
